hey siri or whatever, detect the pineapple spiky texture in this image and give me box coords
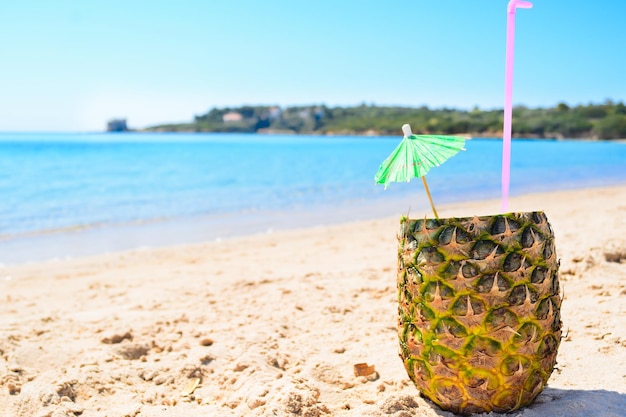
[397,212,561,415]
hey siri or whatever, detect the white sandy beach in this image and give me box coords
[1,186,625,417]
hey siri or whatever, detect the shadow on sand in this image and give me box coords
[423,387,626,417]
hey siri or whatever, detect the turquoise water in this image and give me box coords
[1,132,625,263]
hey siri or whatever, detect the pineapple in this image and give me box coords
[397,211,561,415]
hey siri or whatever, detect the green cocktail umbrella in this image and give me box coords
[374,124,466,219]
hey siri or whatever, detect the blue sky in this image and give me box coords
[1,0,624,132]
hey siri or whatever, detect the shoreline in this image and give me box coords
[3,134,625,267]
[139,130,626,142]
[2,183,625,266]
[1,185,625,416]
[3,131,626,142]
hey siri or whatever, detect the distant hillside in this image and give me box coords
[144,101,626,140]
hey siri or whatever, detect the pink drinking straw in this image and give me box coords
[502,0,533,212]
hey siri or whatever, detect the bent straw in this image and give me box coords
[502,0,533,212]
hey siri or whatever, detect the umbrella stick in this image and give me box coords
[421,176,439,219]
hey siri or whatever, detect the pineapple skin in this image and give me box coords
[398,212,562,415]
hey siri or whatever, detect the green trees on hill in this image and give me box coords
[146,101,626,139]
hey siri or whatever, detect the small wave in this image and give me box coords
[0,217,174,241]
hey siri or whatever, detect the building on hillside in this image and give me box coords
[222,112,243,122]
[268,107,282,121]
[107,119,128,132]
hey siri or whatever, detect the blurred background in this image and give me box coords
[0,0,624,132]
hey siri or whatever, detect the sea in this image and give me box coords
[1,132,625,265]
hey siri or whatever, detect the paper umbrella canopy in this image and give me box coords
[375,124,466,217]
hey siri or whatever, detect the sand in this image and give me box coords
[1,186,625,417]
